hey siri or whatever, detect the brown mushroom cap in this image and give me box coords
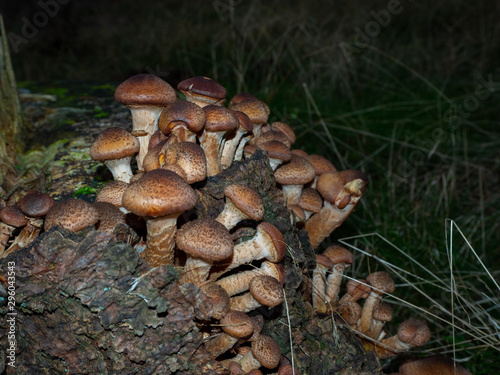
[177,76,227,104]
[95,180,129,208]
[255,130,292,149]
[366,271,395,295]
[229,92,259,107]
[344,279,371,300]
[158,100,206,135]
[251,335,282,369]
[44,199,99,232]
[337,301,362,325]
[230,98,270,125]
[0,206,28,227]
[249,275,284,307]
[271,121,296,145]
[274,155,315,186]
[175,218,233,262]
[18,192,55,218]
[398,355,472,375]
[223,184,264,221]
[290,149,308,158]
[373,302,393,322]
[122,169,197,218]
[322,245,354,265]
[315,172,345,204]
[93,201,126,233]
[298,187,323,213]
[397,318,431,347]
[315,254,334,269]
[257,141,292,163]
[114,74,177,107]
[256,222,287,262]
[233,110,254,132]
[200,284,230,320]
[220,310,254,338]
[306,154,337,176]
[89,127,140,161]
[203,105,239,132]
[161,141,207,184]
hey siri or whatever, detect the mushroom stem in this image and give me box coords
[281,184,303,206]
[233,135,252,162]
[325,263,347,306]
[178,257,211,286]
[201,132,224,176]
[130,107,163,170]
[145,214,179,267]
[305,200,357,249]
[360,291,382,333]
[104,156,134,183]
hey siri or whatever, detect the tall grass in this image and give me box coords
[7,0,500,372]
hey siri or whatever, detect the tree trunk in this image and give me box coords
[0,14,23,189]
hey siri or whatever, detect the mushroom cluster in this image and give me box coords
[0,74,429,373]
[311,244,431,360]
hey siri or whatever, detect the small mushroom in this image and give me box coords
[204,310,254,358]
[0,206,28,256]
[311,254,333,314]
[239,335,281,373]
[216,184,264,230]
[158,100,206,143]
[274,155,315,206]
[305,170,368,248]
[322,245,354,307]
[200,105,239,176]
[210,222,286,280]
[176,218,233,286]
[229,275,284,313]
[114,74,177,170]
[360,271,395,334]
[216,260,285,297]
[122,169,197,267]
[220,110,254,168]
[376,318,431,358]
[89,127,140,183]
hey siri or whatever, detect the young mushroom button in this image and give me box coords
[122,169,197,268]
[229,274,284,312]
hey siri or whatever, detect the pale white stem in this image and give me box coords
[130,107,163,170]
[281,184,303,206]
[104,157,134,183]
[216,199,249,230]
[233,135,252,161]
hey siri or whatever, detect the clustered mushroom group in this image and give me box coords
[0,74,460,374]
